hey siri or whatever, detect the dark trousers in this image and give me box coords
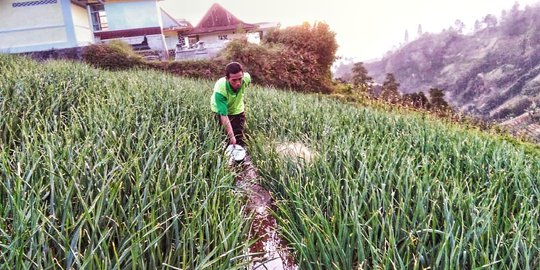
[215,112,246,147]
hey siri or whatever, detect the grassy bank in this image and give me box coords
[1,55,539,269]
[0,55,248,269]
[247,88,540,269]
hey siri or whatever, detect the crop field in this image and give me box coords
[1,55,539,269]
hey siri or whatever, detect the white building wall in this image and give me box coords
[0,0,82,53]
[196,32,247,49]
[71,3,93,45]
[105,1,160,30]
[164,35,178,51]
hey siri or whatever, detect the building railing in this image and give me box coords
[174,41,224,61]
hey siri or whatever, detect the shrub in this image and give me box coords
[262,22,337,93]
[219,39,334,93]
[82,40,144,70]
[402,92,429,109]
[264,22,337,73]
[165,59,224,80]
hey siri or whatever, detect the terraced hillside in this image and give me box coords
[501,111,540,143]
[364,3,540,122]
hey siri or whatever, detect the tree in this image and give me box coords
[380,73,400,103]
[483,14,498,28]
[264,21,338,93]
[264,21,337,73]
[417,24,423,37]
[403,92,429,108]
[333,61,353,82]
[454,19,465,34]
[507,2,521,21]
[404,29,409,43]
[474,19,482,32]
[263,22,338,93]
[429,88,449,110]
[351,62,373,90]
[502,2,529,36]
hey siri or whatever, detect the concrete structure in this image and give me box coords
[176,3,279,60]
[1,1,278,61]
[0,0,93,53]
[86,0,168,54]
[0,0,191,57]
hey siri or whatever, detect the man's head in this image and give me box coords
[225,62,243,90]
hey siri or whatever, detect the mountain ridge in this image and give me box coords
[360,3,540,123]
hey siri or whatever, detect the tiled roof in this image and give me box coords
[190,3,257,35]
[94,27,162,39]
[161,8,193,32]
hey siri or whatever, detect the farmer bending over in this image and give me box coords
[211,62,251,147]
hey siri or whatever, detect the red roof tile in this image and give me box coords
[94,27,162,39]
[190,3,257,35]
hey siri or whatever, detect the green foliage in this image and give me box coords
[82,40,144,70]
[265,22,337,71]
[403,91,429,109]
[380,73,401,103]
[79,22,339,93]
[219,39,333,93]
[0,55,249,269]
[263,21,338,93]
[351,62,373,89]
[143,58,224,81]
[3,55,540,269]
[334,83,355,95]
[429,87,450,110]
[164,59,225,80]
[333,81,500,140]
[218,38,285,86]
[247,86,540,269]
[333,83,372,101]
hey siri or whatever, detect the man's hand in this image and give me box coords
[219,115,236,146]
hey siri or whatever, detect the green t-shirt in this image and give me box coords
[210,72,251,115]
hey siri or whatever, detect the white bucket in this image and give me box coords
[225,144,246,162]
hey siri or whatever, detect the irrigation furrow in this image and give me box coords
[232,155,297,270]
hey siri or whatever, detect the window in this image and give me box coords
[177,33,186,47]
[90,5,108,31]
[12,0,57,8]
[188,37,198,48]
[218,35,229,40]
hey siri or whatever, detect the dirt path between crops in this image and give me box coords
[233,155,297,270]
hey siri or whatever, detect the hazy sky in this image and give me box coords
[160,0,540,61]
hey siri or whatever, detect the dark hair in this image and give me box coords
[225,62,243,78]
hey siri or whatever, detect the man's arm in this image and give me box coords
[219,115,236,145]
[214,91,236,145]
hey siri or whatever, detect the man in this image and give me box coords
[210,62,251,148]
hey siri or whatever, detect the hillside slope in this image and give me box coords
[501,111,540,143]
[1,55,539,269]
[365,3,540,122]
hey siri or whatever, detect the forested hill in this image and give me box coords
[363,2,540,121]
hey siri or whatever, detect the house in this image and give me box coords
[0,0,94,53]
[84,0,169,54]
[0,1,277,60]
[175,3,279,60]
[161,11,192,54]
[0,0,191,58]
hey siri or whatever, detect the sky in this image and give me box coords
[160,0,540,61]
